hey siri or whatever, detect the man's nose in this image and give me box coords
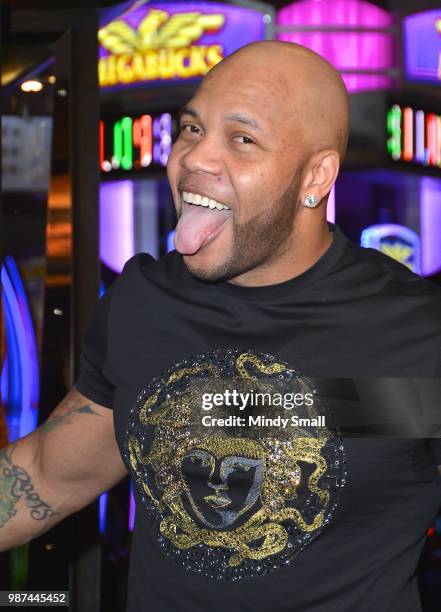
[180,137,223,175]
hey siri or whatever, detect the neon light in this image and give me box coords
[122,117,133,170]
[1,356,8,407]
[420,176,441,276]
[387,104,441,170]
[112,116,137,170]
[129,483,136,532]
[133,114,152,168]
[327,185,335,223]
[101,112,174,172]
[386,105,401,161]
[427,114,441,167]
[361,224,421,274]
[99,120,104,170]
[99,180,135,273]
[113,119,122,169]
[1,256,39,441]
[167,230,176,253]
[415,110,425,164]
[153,113,172,167]
[276,0,395,93]
[404,9,441,84]
[403,107,414,162]
[98,3,266,89]
[99,492,108,533]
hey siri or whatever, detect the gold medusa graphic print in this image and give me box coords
[125,349,346,580]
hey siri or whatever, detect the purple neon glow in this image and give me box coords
[404,9,441,84]
[327,185,335,222]
[277,0,395,93]
[99,491,109,533]
[129,483,136,532]
[420,176,441,277]
[0,356,8,407]
[100,180,135,273]
[1,257,39,441]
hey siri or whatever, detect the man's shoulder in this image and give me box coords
[343,238,441,302]
[118,250,183,283]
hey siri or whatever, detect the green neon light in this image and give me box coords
[387,105,402,161]
[113,120,122,169]
[121,117,133,171]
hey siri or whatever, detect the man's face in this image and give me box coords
[167,63,306,282]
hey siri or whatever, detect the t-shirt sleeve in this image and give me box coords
[75,285,115,409]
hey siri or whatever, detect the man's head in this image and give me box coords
[167,41,350,282]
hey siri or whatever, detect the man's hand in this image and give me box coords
[0,388,127,551]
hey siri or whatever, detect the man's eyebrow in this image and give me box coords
[224,113,264,133]
[179,107,265,133]
[179,105,200,121]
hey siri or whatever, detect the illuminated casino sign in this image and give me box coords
[403,9,441,84]
[100,112,177,172]
[387,104,441,169]
[98,2,267,88]
[361,224,421,274]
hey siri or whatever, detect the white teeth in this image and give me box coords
[182,191,230,210]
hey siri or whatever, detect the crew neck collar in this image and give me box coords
[213,222,348,300]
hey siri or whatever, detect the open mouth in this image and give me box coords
[181,191,230,211]
[174,190,232,255]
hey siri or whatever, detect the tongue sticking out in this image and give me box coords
[174,204,231,255]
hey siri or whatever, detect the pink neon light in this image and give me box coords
[133,114,153,168]
[99,120,105,170]
[99,180,135,273]
[403,107,413,162]
[327,185,335,223]
[277,0,396,93]
[427,114,441,167]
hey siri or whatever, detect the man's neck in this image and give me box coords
[228,222,334,288]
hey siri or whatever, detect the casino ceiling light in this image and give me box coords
[20,79,43,92]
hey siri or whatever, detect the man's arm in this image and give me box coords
[0,388,127,552]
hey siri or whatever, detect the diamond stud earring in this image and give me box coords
[303,194,319,208]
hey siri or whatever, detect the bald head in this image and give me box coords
[203,40,350,161]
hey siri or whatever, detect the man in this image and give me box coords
[1,41,441,611]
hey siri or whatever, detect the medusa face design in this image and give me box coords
[126,349,345,580]
[182,440,265,530]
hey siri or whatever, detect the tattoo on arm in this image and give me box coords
[42,404,101,433]
[0,446,58,528]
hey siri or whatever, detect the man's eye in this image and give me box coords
[234,135,254,145]
[181,124,201,135]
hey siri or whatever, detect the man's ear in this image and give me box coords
[300,149,340,204]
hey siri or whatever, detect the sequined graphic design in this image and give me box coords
[125,349,346,580]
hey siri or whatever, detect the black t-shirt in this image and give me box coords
[76,223,441,612]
